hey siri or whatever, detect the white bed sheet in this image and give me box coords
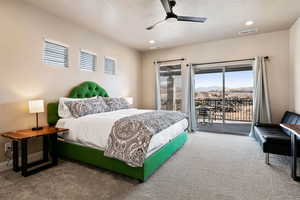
[56,109,188,157]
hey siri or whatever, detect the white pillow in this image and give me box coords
[58,96,97,118]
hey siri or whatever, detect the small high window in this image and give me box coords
[43,40,68,67]
[104,57,116,75]
[80,50,96,72]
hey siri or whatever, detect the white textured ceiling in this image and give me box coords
[23,0,300,51]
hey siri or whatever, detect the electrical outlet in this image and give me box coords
[5,142,11,153]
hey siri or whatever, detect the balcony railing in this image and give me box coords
[195,98,253,122]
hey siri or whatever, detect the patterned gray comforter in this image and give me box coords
[104,110,187,167]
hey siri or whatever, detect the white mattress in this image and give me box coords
[56,109,188,157]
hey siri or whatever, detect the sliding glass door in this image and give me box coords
[193,64,253,134]
[194,68,224,125]
[159,65,183,111]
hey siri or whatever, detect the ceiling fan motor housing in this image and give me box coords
[167,0,177,20]
[166,12,177,19]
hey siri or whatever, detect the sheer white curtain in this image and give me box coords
[183,65,197,132]
[154,61,161,110]
[250,56,272,137]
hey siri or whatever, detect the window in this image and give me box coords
[104,57,116,75]
[80,50,96,71]
[43,40,68,67]
[159,65,182,111]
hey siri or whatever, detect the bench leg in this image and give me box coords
[265,153,270,165]
[291,133,299,181]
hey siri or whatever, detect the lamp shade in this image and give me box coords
[29,100,44,113]
[124,97,133,105]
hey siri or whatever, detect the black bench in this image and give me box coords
[254,111,300,164]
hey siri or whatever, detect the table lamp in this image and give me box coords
[29,100,44,131]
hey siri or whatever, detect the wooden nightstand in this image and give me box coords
[1,126,68,177]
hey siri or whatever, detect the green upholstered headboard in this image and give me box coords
[47,81,109,126]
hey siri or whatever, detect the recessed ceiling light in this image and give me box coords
[149,40,155,44]
[245,21,254,26]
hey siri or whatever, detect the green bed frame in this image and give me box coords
[47,81,188,181]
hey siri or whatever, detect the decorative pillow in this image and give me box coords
[102,97,130,111]
[58,96,97,118]
[65,98,110,118]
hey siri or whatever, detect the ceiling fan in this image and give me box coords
[146,0,207,30]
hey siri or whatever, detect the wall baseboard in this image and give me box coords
[0,151,42,172]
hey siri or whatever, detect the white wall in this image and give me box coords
[0,0,142,161]
[289,18,300,113]
[142,30,290,123]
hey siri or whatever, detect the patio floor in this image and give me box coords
[197,121,251,135]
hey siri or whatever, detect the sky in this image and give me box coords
[195,70,253,89]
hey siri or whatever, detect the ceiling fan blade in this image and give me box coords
[146,20,165,30]
[160,0,171,13]
[177,16,207,23]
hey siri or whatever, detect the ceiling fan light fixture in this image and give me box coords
[166,17,177,23]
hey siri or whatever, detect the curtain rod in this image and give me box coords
[154,58,185,64]
[190,56,269,66]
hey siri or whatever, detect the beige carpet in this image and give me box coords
[0,132,299,200]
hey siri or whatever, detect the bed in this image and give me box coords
[47,81,188,181]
